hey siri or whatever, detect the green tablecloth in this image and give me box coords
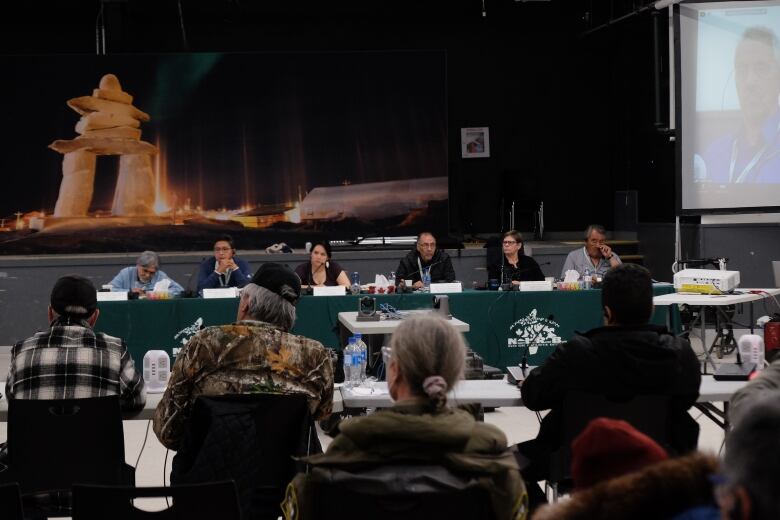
[97,285,676,368]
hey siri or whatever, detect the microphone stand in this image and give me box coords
[519,314,555,377]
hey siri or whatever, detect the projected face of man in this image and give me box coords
[735,32,780,129]
[417,233,437,263]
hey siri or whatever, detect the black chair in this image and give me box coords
[547,392,670,501]
[0,483,24,520]
[170,393,321,520]
[0,395,133,517]
[297,464,495,520]
[71,481,241,520]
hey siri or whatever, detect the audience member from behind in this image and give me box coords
[283,314,527,520]
[560,224,622,279]
[196,235,253,295]
[109,250,184,297]
[295,241,350,288]
[516,263,701,510]
[395,231,456,288]
[154,263,334,450]
[5,275,145,409]
[717,397,780,519]
[726,357,780,428]
[534,417,718,519]
[487,230,545,285]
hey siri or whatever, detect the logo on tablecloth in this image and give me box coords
[507,309,561,354]
[172,317,204,357]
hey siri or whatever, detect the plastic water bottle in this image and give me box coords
[350,271,361,295]
[422,268,431,292]
[354,333,367,383]
[583,268,591,290]
[343,337,356,389]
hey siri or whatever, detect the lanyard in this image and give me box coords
[214,260,233,287]
[582,247,603,271]
[730,120,780,183]
[417,257,430,279]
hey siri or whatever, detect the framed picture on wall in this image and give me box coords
[460,127,490,158]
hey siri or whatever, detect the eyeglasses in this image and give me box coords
[503,240,518,245]
[214,246,232,252]
[418,242,436,249]
[381,346,392,365]
[140,267,157,275]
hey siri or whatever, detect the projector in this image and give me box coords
[673,269,740,294]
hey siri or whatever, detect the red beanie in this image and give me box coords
[571,417,669,490]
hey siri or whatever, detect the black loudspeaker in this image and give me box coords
[613,190,638,231]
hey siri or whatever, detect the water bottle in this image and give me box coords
[422,268,431,292]
[354,333,367,383]
[343,337,356,389]
[583,268,591,290]
[350,271,361,295]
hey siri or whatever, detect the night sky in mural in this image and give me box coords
[0,51,447,252]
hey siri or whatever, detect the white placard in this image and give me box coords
[312,286,347,296]
[202,287,239,299]
[96,291,128,301]
[519,281,553,292]
[429,282,462,294]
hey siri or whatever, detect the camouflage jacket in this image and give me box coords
[153,320,333,450]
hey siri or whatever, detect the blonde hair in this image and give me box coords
[389,314,465,410]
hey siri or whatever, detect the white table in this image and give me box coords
[341,375,747,431]
[653,288,780,371]
[0,385,344,421]
[338,311,470,335]
[340,379,521,408]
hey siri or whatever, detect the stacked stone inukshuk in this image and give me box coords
[49,74,159,217]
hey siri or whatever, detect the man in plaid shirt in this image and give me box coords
[5,274,145,409]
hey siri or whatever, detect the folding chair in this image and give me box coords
[170,393,320,520]
[0,395,133,517]
[547,392,670,501]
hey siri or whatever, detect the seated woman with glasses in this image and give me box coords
[487,230,545,286]
[197,235,253,296]
[295,241,350,288]
[283,314,528,520]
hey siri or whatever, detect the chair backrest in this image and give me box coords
[171,393,320,520]
[72,481,241,520]
[0,483,24,520]
[299,464,495,520]
[550,392,670,484]
[560,392,670,447]
[4,395,129,494]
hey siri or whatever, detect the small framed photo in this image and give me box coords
[461,127,490,158]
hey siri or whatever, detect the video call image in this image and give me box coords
[680,1,780,211]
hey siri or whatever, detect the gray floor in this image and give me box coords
[0,331,733,515]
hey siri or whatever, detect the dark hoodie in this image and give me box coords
[395,248,456,285]
[522,324,701,454]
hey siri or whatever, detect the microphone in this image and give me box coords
[521,314,555,376]
[184,257,206,298]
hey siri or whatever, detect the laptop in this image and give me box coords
[773,260,780,288]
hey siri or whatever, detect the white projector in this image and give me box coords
[673,269,740,294]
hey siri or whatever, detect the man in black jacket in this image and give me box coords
[516,263,701,508]
[395,231,456,288]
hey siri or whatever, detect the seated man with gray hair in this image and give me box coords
[109,250,184,297]
[560,224,622,280]
[153,263,334,450]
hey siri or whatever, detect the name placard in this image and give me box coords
[429,282,462,294]
[313,286,347,296]
[202,287,239,299]
[519,281,553,292]
[96,291,128,301]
